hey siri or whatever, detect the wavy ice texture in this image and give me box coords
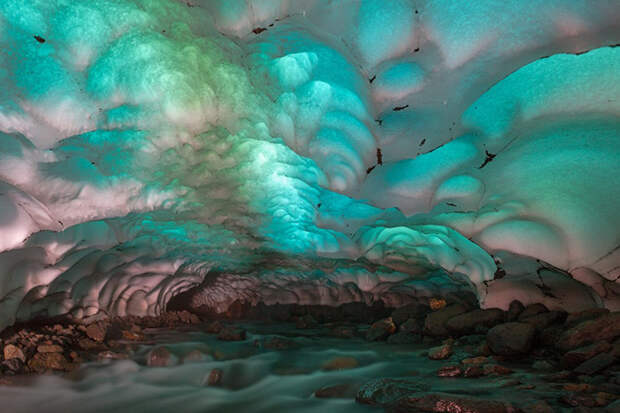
[0,0,619,329]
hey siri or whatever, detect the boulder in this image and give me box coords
[3,344,25,362]
[428,341,454,360]
[399,318,422,334]
[573,352,616,375]
[393,394,518,413]
[437,365,462,377]
[217,327,246,341]
[314,383,354,399]
[520,310,566,331]
[85,322,107,342]
[147,346,172,367]
[322,356,358,371]
[387,332,422,344]
[518,303,549,320]
[356,378,429,405]
[562,341,612,368]
[206,368,223,386]
[391,303,429,325]
[506,300,525,321]
[556,312,620,352]
[565,308,609,327]
[445,309,505,335]
[37,344,63,353]
[366,317,396,341]
[28,352,73,373]
[486,322,536,356]
[424,304,467,337]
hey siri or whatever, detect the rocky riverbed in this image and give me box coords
[0,299,619,412]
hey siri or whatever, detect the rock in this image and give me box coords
[424,304,467,337]
[573,352,616,375]
[177,310,200,324]
[366,317,396,341]
[121,330,144,341]
[205,321,223,334]
[329,325,356,338]
[532,360,554,371]
[322,356,358,371]
[463,365,484,378]
[356,378,428,405]
[37,344,63,353]
[217,327,246,341]
[387,331,421,344]
[487,322,536,356]
[182,349,208,363]
[523,400,555,413]
[314,383,352,398]
[518,303,549,320]
[1,358,23,374]
[28,352,73,372]
[206,368,223,386]
[428,341,454,360]
[391,303,428,325]
[506,300,525,321]
[483,364,513,375]
[565,308,610,327]
[295,314,318,329]
[462,356,488,365]
[437,365,462,377]
[394,393,518,413]
[445,309,505,335]
[78,338,105,351]
[97,351,128,360]
[563,341,612,368]
[399,318,422,334]
[147,346,172,367]
[85,322,107,342]
[3,344,25,362]
[521,310,567,331]
[556,312,620,352]
[428,298,447,311]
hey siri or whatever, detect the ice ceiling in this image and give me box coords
[0,0,619,330]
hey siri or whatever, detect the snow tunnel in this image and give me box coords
[0,1,619,411]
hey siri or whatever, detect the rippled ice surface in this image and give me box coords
[0,323,537,413]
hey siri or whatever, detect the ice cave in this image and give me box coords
[0,0,619,411]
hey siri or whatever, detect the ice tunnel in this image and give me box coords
[0,1,619,411]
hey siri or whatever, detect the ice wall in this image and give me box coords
[0,0,618,329]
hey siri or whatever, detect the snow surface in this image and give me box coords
[0,0,619,329]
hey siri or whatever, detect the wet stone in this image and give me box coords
[147,346,172,367]
[322,356,358,371]
[366,317,396,341]
[393,393,518,413]
[206,368,223,386]
[428,341,454,360]
[3,344,25,362]
[506,300,525,322]
[217,327,246,341]
[85,322,107,343]
[487,322,536,356]
[573,352,616,375]
[356,378,429,406]
[437,365,462,377]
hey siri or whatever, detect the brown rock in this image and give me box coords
[391,303,429,325]
[521,310,566,331]
[487,322,536,356]
[565,308,609,327]
[314,383,352,398]
[463,365,484,378]
[428,341,454,360]
[518,303,549,320]
[263,337,297,350]
[483,364,513,375]
[3,344,25,362]
[217,327,246,341]
[424,304,467,337]
[573,352,616,375]
[563,341,612,368]
[556,312,620,352]
[399,318,422,334]
[428,298,447,311]
[445,309,505,335]
[37,344,63,353]
[356,378,429,405]
[28,352,73,372]
[206,368,223,386]
[147,346,172,367]
[462,356,488,365]
[523,400,554,413]
[394,393,517,413]
[366,317,397,341]
[85,322,107,342]
[437,365,462,377]
[322,356,358,371]
[205,321,223,334]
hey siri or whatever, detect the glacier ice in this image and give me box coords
[0,0,619,329]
